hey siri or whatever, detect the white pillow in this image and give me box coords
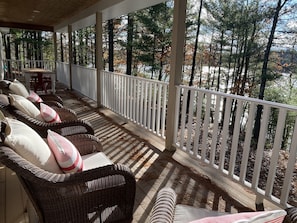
[2,117,62,173]
[9,79,29,98]
[47,130,83,173]
[8,94,43,121]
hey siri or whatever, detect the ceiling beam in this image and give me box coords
[102,0,167,21]
[0,22,53,32]
[54,0,123,32]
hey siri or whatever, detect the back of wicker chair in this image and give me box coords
[13,107,94,137]
[0,101,94,137]
[0,79,64,105]
[0,145,136,223]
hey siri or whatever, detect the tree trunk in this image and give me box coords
[253,0,285,144]
[187,0,203,113]
[60,34,64,62]
[3,35,11,75]
[217,30,224,91]
[189,0,203,87]
[37,31,43,61]
[72,32,77,64]
[126,14,133,75]
[108,19,114,72]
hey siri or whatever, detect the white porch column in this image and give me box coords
[68,25,73,90]
[165,0,187,151]
[96,12,103,107]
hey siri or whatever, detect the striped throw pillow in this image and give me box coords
[40,103,61,123]
[47,130,83,173]
[27,90,43,103]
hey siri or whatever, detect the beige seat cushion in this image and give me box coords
[82,152,113,171]
[82,152,127,191]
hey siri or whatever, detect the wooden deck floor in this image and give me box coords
[54,84,253,222]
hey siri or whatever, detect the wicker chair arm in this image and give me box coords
[12,109,94,137]
[54,107,78,121]
[35,101,64,108]
[0,80,64,105]
[283,207,297,223]
[149,187,177,223]
[49,119,94,135]
[0,146,134,186]
[63,163,135,186]
[38,94,63,105]
[65,134,103,155]
[0,80,11,92]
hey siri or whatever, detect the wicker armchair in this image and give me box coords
[149,187,297,223]
[0,134,136,223]
[0,95,94,138]
[0,92,78,121]
[0,79,64,105]
[6,106,94,137]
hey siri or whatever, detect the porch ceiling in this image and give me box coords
[0,0,104,31]
[0,0,167,32]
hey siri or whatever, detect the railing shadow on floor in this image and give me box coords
[59,88,253,222]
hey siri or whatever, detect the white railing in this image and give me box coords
[101,71,168,138]
[56,62,98,101]
[174,85,297,209]
[56,61,70,87]
[3,59,55,79]
[72,64,97,101]
[4,59,296,209]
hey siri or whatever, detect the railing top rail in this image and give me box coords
[72,64,96,71]
[178,85,297,112]
[102,70,169,86]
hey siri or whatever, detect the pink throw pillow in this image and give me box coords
[47,130,83,173]
[189,210,286,223]
[27,91,43,103]
[40,103,61,123]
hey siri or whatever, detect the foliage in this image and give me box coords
[132,1,173,80]
[7,29,53,61]
[72,26,96,67]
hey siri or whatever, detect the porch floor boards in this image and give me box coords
[53,83,252,223]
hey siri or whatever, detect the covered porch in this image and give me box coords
[0,0,296,222]
[0,82,259,222]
